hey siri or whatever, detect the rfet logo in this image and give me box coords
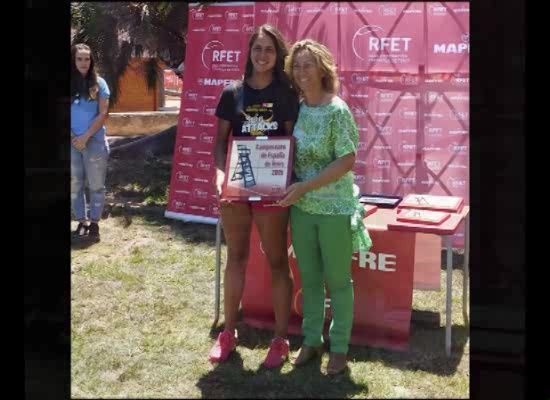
[209,24,223,34]
[200,132,214,144]
[203,106,216,116]
[451,74,469,86]
[184,90,198,101]
[225,10,238,20]
[376,91,395,102]
[375,124,392,135]
[176,171,190,183]
[450,110,469,120]
[193,188,209,199]
[428,4,447,16]
[242,24,255,34]
[373,158,391,169]
[354,174,366,184]
[181,117,195,128]
[351,105,368,118]
[399,108,417,119]
[351,73,369,84]
[171,200,186,210]
[357,141,368,151]
[447,177,467,189]
[425,159,442,171]
[448,143,468,154]
[196,160,212,171]
[191,9,205,20]
[398,176,415,185]
[330,4,348,14]
[353,25,412,60]
[179,146,192,155]
[378,5,398,16]
[400,74,419,85]
[425,126,443,135]
[210,203,220,216]
[201,40,242,71]
[401,141,417,152]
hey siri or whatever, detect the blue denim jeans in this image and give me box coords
[71,135,110,222]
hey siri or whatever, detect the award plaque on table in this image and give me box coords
[399,194,464,213]
[359,194,403,208]
[221,136,294,202]
[396,208,451,225]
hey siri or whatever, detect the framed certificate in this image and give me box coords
[221,136,294,201]
[396,208,451,225]
[399,194,464,212]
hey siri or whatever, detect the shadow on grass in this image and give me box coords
[197,334,367,399]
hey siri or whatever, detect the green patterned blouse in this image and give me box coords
[292,96,372,252]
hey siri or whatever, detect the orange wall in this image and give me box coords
[110,58,163,112]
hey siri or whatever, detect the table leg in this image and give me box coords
[445,235,453,356]
[463,214,470,326]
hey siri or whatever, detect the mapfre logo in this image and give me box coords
[225,10,238,20]
[201,40,242,71]
[434,33,470,54]
[176,171,190,183]
[447,177,467,189]
[184,90,198,101]
[200,132,214,144]
[181,117,195,128]
[179,146,192,156]
[198,77,235,87]
[373,158,391,169]
[378,5,397,16]
[353,25,412,60]
[191,10,205,20]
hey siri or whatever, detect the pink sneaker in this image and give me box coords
[263,336,289,368]
[208,330,237,363]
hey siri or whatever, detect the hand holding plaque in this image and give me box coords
[221,136,294,201]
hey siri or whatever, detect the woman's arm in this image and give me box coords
[278,152,355,207]
[213,118,232,199]
[72,97,109,150]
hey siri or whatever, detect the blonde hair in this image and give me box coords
[285,39,339,94]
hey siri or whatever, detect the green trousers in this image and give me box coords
[290,206,354,353]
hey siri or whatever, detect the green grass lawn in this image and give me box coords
[70,154,468,398]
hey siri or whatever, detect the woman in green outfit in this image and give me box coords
[279,39,372,375]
